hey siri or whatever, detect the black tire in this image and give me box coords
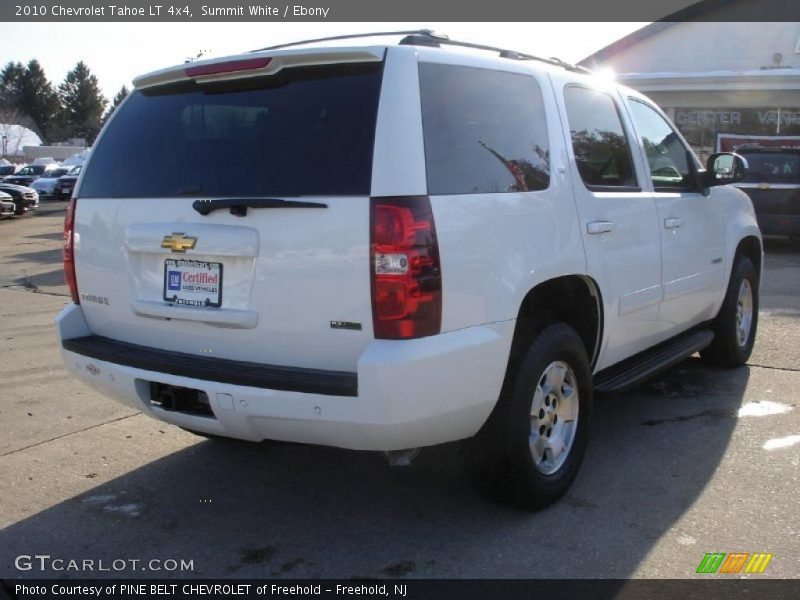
[701,255,758,367]
[464,323,592,510]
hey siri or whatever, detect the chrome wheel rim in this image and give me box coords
[529,361,579,475]
[736,279,753,348]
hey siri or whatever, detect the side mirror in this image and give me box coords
[703,152,748,188]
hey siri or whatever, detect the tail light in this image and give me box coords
[370,196,442,339]
[185,57,272,78]
[63,198,79,304]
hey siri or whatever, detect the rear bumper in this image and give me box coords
[62,335,358,396]
[56,303,514,451]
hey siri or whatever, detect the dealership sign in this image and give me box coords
[673,107,800,149]
[677,111,742,126]
[757,110,800,127]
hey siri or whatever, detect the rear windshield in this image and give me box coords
[740,151,800,184]
[80,63,383,198]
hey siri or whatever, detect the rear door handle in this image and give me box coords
[664,218,683,229]
[587,221,615,235]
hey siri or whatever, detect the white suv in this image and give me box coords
[56,32,761,509]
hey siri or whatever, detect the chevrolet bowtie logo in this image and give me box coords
[161,232,197,253]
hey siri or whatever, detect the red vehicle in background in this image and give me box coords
[54,165,82,201]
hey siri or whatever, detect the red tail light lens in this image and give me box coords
[63,197,79,304]
[370,196,441,339]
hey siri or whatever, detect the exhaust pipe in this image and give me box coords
[382,448,420,467]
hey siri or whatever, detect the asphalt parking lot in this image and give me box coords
[0,201,798,579]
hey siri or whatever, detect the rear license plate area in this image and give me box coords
[163,258,223,307]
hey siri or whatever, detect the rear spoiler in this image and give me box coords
[133,46,386,89]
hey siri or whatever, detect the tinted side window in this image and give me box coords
[629,99,695,191]
[740,151,800,184]
[419,63,549,195]
[563,86,637,190]
[19,166,44,176]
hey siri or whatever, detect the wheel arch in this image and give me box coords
[508,275,603,373]
[734,235,763,287]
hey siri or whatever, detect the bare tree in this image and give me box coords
[0,105,36,157]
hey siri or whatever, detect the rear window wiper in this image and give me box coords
[192,198,328,217]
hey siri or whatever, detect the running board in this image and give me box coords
[593,329,714,393]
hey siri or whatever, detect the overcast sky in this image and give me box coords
[0,22,646,99]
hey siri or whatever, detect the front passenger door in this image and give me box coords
[556,83,663,370]
[625,98,726,338]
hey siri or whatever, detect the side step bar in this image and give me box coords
[593,328,714,393]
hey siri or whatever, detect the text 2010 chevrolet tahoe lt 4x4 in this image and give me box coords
[57,33,761,509]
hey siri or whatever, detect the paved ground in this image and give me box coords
[0,201,798,579]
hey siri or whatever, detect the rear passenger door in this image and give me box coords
[624,98,726,336]
[554,82,663,370]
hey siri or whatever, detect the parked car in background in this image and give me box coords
[0,182,39,215]
[31,167,70,197]
[0,191,15,218]
[4,157,59,186]
[734,146,800,239]
[0,164,17,177]
[54,165,82,201]
[4,164,48,187]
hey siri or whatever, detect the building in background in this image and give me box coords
[580,4,800,162]
[23,142,87,163]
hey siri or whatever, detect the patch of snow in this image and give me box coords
[30,156,57,166]
[62,149,91,166]
[763,435,800,450]
[738,400,793,418]
[0,122,41,155]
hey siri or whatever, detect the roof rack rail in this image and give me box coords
[250,29,448,53]
[249,29,591,75]
[399,34,592,74]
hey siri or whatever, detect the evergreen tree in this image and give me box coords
[59,61,107,144]
[20,59,61,142]
[103,85,129,123]
[0,61,26,110]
